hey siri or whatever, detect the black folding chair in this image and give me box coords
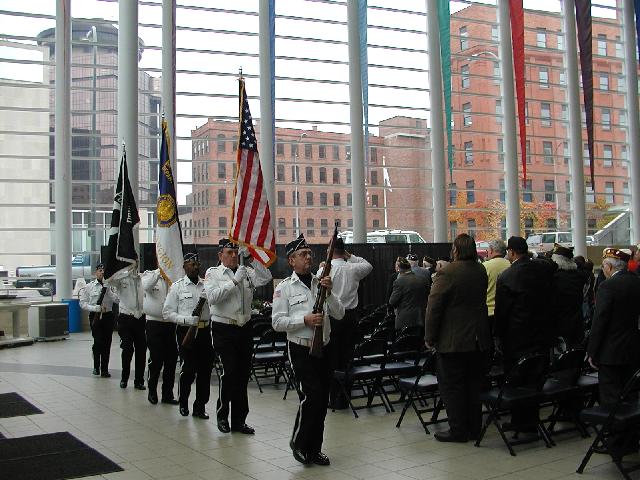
[381,334,424,400]
[251,329,290,393]
[577,367,640,479]
[475,353,553,456]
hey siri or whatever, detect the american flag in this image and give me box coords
[229,78,276,266]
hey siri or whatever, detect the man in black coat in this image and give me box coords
[389,257,429,330]
[587,248,640,460]
[494,236,556,430]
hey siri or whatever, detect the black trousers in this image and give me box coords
[117,314,147,384]
[328,309,358,408]
[599,363,639,457]
[503,348,545,427]
[146,320,178,399]
[436,351,485,439]
[212,322,253,427]
[288,341,331,456]
[177,325,214,412]
[90,311,114,373]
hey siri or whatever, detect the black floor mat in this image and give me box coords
[0,432,123,480]
[0,392,43,418]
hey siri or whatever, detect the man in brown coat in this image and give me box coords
[425,234,490,442]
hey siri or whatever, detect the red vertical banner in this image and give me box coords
[509,0,527,186]
[575,0,595,188]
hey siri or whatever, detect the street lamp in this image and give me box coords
[293,132,305,236]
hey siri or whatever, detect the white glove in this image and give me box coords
[234,266,247,284]
[185,315,199,326]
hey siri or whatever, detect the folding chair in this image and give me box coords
[395,350,446,434]
[475,353,553,456]
[577,367,640,479]
[381,334,424,401]
[251,328,290,393]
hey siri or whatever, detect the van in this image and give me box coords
[340,229,426,244]
[529,231,573,253]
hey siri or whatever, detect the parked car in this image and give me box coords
[475,241,490,259]
[14,253,92,296]
[340,229,426,244]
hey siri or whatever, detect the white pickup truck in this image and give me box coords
[14,254,93,296]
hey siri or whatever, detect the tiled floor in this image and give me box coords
[0,333,633,479]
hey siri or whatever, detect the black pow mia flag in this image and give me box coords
[104,148,140,280]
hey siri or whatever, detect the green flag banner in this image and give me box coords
[437,0,453,182]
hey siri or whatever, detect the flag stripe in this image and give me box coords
[510,0,527,185]
[232,149,252,240]
[575,0,595,187]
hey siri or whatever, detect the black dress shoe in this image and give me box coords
[134,383,146,391]
[100,372,111,378]
[148,391,158,405]
[161,397,179,405]
[179,406,189,417]
[231,424,255,435]
[120,380,127,389]
[308,452,330,466]
[217,419,231,433]
[434,430,468,443]
[290,442,310,465]
[92,368,100,376]
[192,411,210,420]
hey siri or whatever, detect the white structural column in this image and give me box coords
[425,0,447,242]
[623,0,640,244]
[562,0,587,257]
[162,0,176,172]
[497,0,521,238]
[259,0,276,230]
[347,0,367,243]
[55,0,72,300]
[118,0,139,201]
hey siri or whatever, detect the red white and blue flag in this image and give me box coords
[229,78,276,267]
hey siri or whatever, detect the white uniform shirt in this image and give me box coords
[142,269,170,322]
[80,279,118,313]
[204,261,272,326]
[162,275,210,327]
[317,255,372,310]
[110,269,144,318]
[272,272,345,346]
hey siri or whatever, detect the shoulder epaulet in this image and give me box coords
[277,276,293,286]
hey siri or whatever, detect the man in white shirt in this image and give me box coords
[317,238,372,409]
[80,262,118,378]
[273,234,344,466]
[142,268,178,405]
[163,252,213,419]
[204,238,272,435]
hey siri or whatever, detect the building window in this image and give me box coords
[543,141,553,165]
[306,191,314,206]
[306,218,315,237]
[605,181,615,204]
[277,190,285,206]
[215,134,224,153]
[321,219,328,236]
[546,218,557,230]
[622,146,628,161]
[217,162,226,179]
[624,182,630,204]
[464,141,473,165]
[449,182,457,207]
[616,39,623,58]
[371,170,378,185]
[218,189,227,206]
[525,102,529,125]
[536,29,546,48]
[276,164,284,181]
[372,219,380,228]
[463,102,472,126]
[278,218,286,236]
[319,167,327,183]
[370,147,378,163]
[597,34,607,56]
[493,61,500,83]
[602,108,611,131]
[491,25,498,41]
[523,179,533,202]
[450,221,458,238]
[584,143,590,166]
[560,71,566,85]
[495,100,502,124]
[347,193,352,206]
[291,143,298,158]
[461,64,470,89]
[466,180,475,203]
[539,67,549,88]
[304,143,312,158]
[558,33,564,51]
[218,217,227,235]
[499,178,505,202]
[345,145,351,160]
[497,138,504,163]
[276,141,284,156]
[292,165,299,182]
[347,169,351,184]
[292,191,299,205]
[318,144,326,159]
[332,168,340,184]
[332,145,340,160]
[561,104,568,121]
[541,102,551,127]
[334,193,341,206]
[544,180,555,202]
[599,74,609,91]
[603,144,613,167]
[320,192,327,206]
[620,110,627,126]
[459,26,468,50]
[563,142,569,165]
[468,219,476,237]
[347,218,353,228]
[586,182,595,203]
[305,166,313,183]
[371,194,379,207]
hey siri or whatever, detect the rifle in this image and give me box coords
[181,296,207,349]
[90,286,108,325]
[310,224,339,358]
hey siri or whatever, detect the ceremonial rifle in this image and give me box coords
[91,286,108,324]
[181,296,207,349]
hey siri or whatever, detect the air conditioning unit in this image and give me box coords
[28,303,69,341]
